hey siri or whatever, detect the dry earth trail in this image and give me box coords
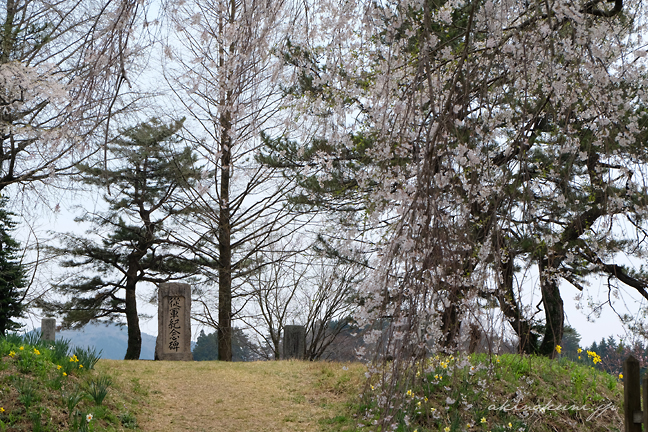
[97,360,365,432]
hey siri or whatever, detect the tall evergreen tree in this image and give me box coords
[0,196,26,336]
[192,328,258,362]
[43,119,203,359]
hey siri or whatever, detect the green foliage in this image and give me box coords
[73,346,102,370]
[0,196,27,337]
[85,375,112,405]
[14,376,40,410]
[62,387,85,418]
[361,353,623,432]
[192,330,219,361]
[49,338,72,364]
[43,118,203,359]
[0,332,141,431]
[118,412,138,429]
[193,328,259,361]
[558,326,583,360]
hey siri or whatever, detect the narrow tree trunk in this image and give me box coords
[217,109,233,362]
[538,257,564,357]
[1,0,16,64]
[468,323,481,354]
[497,254,539,354]
[440,287,461,350]
[123,206,154,361]
[124,273,142,360]
[273,331,281,360]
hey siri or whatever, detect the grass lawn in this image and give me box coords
[96,359,366,432]
[0,333,628,432]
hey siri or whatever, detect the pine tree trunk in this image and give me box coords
[497,254,539,354]
[124,254,142,360]
[124,282,142,360]
[538,258,564,358]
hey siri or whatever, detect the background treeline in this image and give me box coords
[192,321,364,362]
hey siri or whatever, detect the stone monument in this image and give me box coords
[155,283,193,361]
[283,325,305,360]
[41,318,56,342]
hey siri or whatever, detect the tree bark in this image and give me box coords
[124,264,142,360]
[440,287,461,350]
[497,253,539,354]
[537,257,564,357]
[217,108,233,362]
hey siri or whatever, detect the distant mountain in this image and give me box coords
[34,322,157,360]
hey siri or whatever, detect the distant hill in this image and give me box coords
[33,322,157,360]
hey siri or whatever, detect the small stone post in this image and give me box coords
[155,283,193,361]
[41,318,56,342]
[624,355,642,431]
[283,325,305,360]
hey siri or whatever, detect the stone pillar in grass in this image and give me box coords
[283,325,305,360]
[155,283,193,361]
[41,318,56,342]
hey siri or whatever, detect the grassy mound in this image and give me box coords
[0,336,627,432]
[0,333,141,431]
[97,359,367,432]
[358,353,624,432]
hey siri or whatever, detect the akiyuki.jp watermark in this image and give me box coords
[488,400,617,421]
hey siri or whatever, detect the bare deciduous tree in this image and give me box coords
[162,0,310,360]
[241,244,363,360]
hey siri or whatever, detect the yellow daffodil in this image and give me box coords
[57,365,62,370]
[63,372,67,376]
[79,364,83,368]
[8,350,15,357]
[577,348,582,354]
[481,417,487,423]
[19,346,24,351]
[33,348,40,355]
[0,407,4,412]
[444,427,450,432]
[586,350,601,364]
[619,373,624,379]
[555,345,562,354]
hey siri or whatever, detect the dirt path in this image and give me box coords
[97,360,364,432]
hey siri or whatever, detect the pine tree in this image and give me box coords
[0,196,27,336]
[192,328,258,362]
[44,118,203,359]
